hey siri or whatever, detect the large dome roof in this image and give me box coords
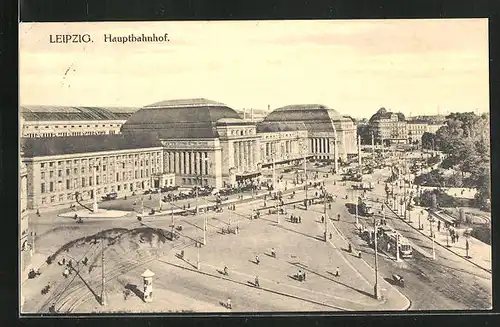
[262,104,346,133]
[121,98,242,139]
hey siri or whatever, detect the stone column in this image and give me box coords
[247,141,252,170]
[170,152,175,173]
[239,142,244,172]
[194,152,199,177]
[234,142,239,170]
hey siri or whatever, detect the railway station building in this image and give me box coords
[20,98,358,210]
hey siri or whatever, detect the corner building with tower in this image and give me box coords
[21,98,358,210]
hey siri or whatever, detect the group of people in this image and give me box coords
[449,228,460,243]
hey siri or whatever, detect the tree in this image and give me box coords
[422,132,437,150]
[434,112,490,209]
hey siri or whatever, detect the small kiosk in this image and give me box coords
[141,269,155,303]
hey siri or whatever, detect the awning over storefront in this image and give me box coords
[235,171,261,181]
[261,155,313,168]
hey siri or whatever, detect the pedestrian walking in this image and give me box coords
[63,268,69,278]
[456,233,459,242]
[298,216,302,223]
[438,220,441,232]
[329,203,332,210]
[329,233,332,239]
[227,297,232,309]
[224,266,228,275]
[337,213,341,221]
[271,248,276,258]
[255,276,260,288]
[321,215,325,223]
[335,266,340,277]
[255,255,260,265]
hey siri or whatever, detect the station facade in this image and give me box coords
[21,98,358,210]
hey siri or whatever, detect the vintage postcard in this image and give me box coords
[19,19,491,314]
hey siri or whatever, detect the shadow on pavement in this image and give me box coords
[272,223,325,243]
[181,219,203,231]
[290,261,374,299]
[175,253,198,270]
[73,267,101,304]
[125,283,144,300]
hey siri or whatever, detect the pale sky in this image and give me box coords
[19,19,489,118]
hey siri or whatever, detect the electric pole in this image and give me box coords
[432,234,436,260]
[197,242,200,270]
[203,212,207,245]
[324,190,328,242]
[373,219,380,300]
[396,234,401,262]
[101,238,106,306]
[355,191,359,225]
[303,142,308,210]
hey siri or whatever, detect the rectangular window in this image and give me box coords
[89,177,93,186]
[103,165,106,171]
[58,170,62,177]
[96,176,100,185]
[116,172,119,181]
[74,168,77,174]
[82,177,86,187]
[58,161,62,166]
[41,183,45,193]
[49,162,54,167]
[140,170,143,178]
[49,171,54,178]
[41,163,45,168]
[123,172,126,180]
[49,182,54,192]
[41,172,45,179]
[122,163,125,169]
[135,171,138,178]
[66,180,70,189]
[66,169,70,176]
[81,167,85,174]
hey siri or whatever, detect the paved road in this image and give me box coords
[321,167,492,310]
[26,156,492,311]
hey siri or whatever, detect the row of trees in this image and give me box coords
[419,112,490,210]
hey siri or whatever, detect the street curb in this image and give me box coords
[157,259,349,311]
[384,204,491,274]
